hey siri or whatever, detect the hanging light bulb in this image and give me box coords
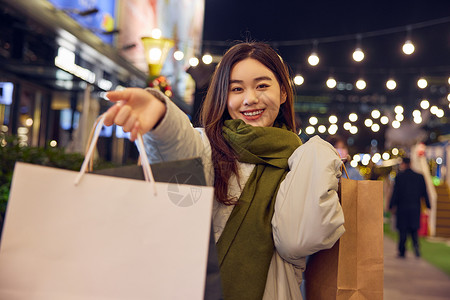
[151,28,162,39]
[294,75,304,85]
[371,109,381,119]
[352,48,365,62]
[173,50,184,61]
[328,124,338,135]
[417,77,427,89]
[356,79,366,90]
[386,79,397,90]
[326,77,337,88]
[402,40,415,55]
[202,53,213,64]
[308,40,319,66]
[309,116,318,125]
[308,52,319,66]
[420,99,430,109]
[392,120,401,128]
[413,116,423,124]
[305,126,315,135]
[394,105,404,114]
[188,57,199,67]
[349,113,358,122]
[364,119,373,127]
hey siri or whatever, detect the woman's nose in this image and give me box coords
[243,91,259,105]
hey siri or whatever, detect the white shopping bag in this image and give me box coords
[0,116,214,300]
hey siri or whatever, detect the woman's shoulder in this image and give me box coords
[289,135,340,163]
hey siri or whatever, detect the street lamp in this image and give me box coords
[141,36,174,78]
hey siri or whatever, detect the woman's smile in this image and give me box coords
[241,109,265,120]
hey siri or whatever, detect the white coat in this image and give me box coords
[143,89,345,299]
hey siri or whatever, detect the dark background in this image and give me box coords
[197,0,450,152]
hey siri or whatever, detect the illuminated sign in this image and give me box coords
[48,0,117,44]
[55,47,96,84]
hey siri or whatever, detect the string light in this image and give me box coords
[371,109,381,119]
[436,109,444,118]
[417,77,428,89]
[318,125,327,133]
[402,40,415,55]
[364,119,373,127]
[202,54,213,64]
[395,114,404,122]
[430,105,438,114]
[173,50,184,61]
[392,120,401,128]
[151,28,162,39]
[328,124,338,135]
[413,116,422,124]
[329,115,338,124]
[352,48,364,62]
[343,122,352,130]
[305,126,315,135]
[386,79,397,90]
[371,123,380,132]
[372,153,381,163]
[350,126,358,134]
[308,40,320,66]
[326,77,337,88]
[309,116,318,125]
[356,79,366,90]
[420,99,430,109]
[402,27,415,55]
[349,113,358,122]
[308,52,319,66]
[382,152,390,160]
[412,110,421,118]
[188,57,199,67]
[294,75,304,85]
[394,105,404,114]
[380,116,389,124]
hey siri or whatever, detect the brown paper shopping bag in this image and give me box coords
[0,115,214,300]
[305,178,384,300]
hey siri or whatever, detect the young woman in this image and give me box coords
[104,42,345,300]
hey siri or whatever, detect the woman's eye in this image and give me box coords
[257,83,269,89]
[230,86,243,92]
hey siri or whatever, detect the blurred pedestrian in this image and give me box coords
[389,157,430,258]
[327,135,363,180]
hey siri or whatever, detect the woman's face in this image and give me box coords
[227,58,286,127]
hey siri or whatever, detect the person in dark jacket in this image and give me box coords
[389,157,431,258]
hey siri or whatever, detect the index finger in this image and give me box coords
[106,89,130,102]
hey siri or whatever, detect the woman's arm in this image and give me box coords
[104,88,206,164]
[272,136,345,266]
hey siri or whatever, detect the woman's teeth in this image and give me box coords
[243,109,263,116]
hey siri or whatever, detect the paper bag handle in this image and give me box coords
[74,114,156,195]
[341,162,349,179]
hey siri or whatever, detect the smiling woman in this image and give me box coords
[227,58,287,127]
[104,42,345,300]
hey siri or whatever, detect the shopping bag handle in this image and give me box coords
[74,114,157,195]
[341,162,349,179]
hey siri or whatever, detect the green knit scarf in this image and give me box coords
[217,119,302,300]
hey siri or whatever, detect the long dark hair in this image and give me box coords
[199,42,296,204]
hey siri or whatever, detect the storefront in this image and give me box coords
[0,0,149,163]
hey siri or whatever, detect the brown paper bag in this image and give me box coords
[305,178,384,299]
